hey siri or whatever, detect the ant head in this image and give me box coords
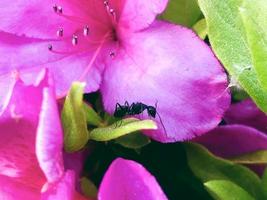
[147,106,156,118]
[114,103,129,118]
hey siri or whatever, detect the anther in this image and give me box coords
[57,6,63,14]
[57,28,63,37]
[104,1,109,6]
[109,8,116,21]
[48,44,53,51]
[53,4,63,14]
[83,26,89,36]
[109,51,115,58]
[109,8,115,15]
[53,5,58,12]
[72,35,78,46]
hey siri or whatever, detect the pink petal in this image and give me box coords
[0,0,167,38]
[0,1,92,39]
[101,21,230,142]
[36,72,64,183]
[0,69,76,196]
[64,151,89,193]
[41,171,76,200]
[0,73,46,189]
[0,175,40,200]
[111,0,168,31]
[0,72,16,112]
[0,32,103,97]
[98,158,167,200]
[194,125,267,158]
[224,99,267,133]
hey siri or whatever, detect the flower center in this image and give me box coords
[48,1,119,58]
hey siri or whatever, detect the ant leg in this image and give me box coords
[114,119,123,128]
[155,100,158,109]
[125,101,129,107]
[114,103,122,113]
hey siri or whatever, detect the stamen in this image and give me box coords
[83,26,89,36]
[104,1,109,6]
[48,44,53,51]
[57,6,63,14]
[53,4,63,14]
[57,28,64,37]
[72,35,78,46]
[109,8,115,15]
[109,8,116,21]
[53,5,58,12]
[109,51,116,59]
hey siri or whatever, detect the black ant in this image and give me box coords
[113,101,166,135]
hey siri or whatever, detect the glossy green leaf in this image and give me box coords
[240,0,267,92]
[161,0,202,27]
[80,177,98,198]
[204,180,255,200]
[198,0,267,112]
[184,143,265,199]
[61,82,89,152]
[229,150,267,164]
[90,118,157,141]
[115,132,151,149]
[83,102,102,127]
[193,18,207,39]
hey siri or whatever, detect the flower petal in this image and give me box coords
[41,170,87,200]
[0,32,103,97]
[98,158,167,200]
[224,99,267,133]
[0,175,40,200]
[101,21,230,142]
[194,125,267,158]
[36,72,65,183]
[111,0,168,31]
[0,71,46,189]
[0,0,92,39]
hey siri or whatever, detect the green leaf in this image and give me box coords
[204,180,255,200]
[184,143,265,199]
[115,132,151,149]
[90,118,157,141]
[61,82,89,152]
[83,103,102,127]
[240,0,267,92]
[80,177,98,198]
[229,150,267,164]
[198,0,267,112]
[262,168,267,197]
[161,0,202,27]
[231,87,249,101]
[192,18,207,39]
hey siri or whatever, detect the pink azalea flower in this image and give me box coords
[0,69,167,199]
[98,158,167,200]
[194,99,267,175]
[0,0,230,142]
[0,70,87,200]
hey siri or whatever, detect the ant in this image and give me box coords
[113,101,166,135]
[114,101,156,118]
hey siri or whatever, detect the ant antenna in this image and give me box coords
[154,100,168,137]
[216,66,252,99]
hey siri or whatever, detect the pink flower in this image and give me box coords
[0,70,87,199]
[0,69,166,199]
[195,99,267,175]
[0,0,230,142]
[98,158,167,200]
